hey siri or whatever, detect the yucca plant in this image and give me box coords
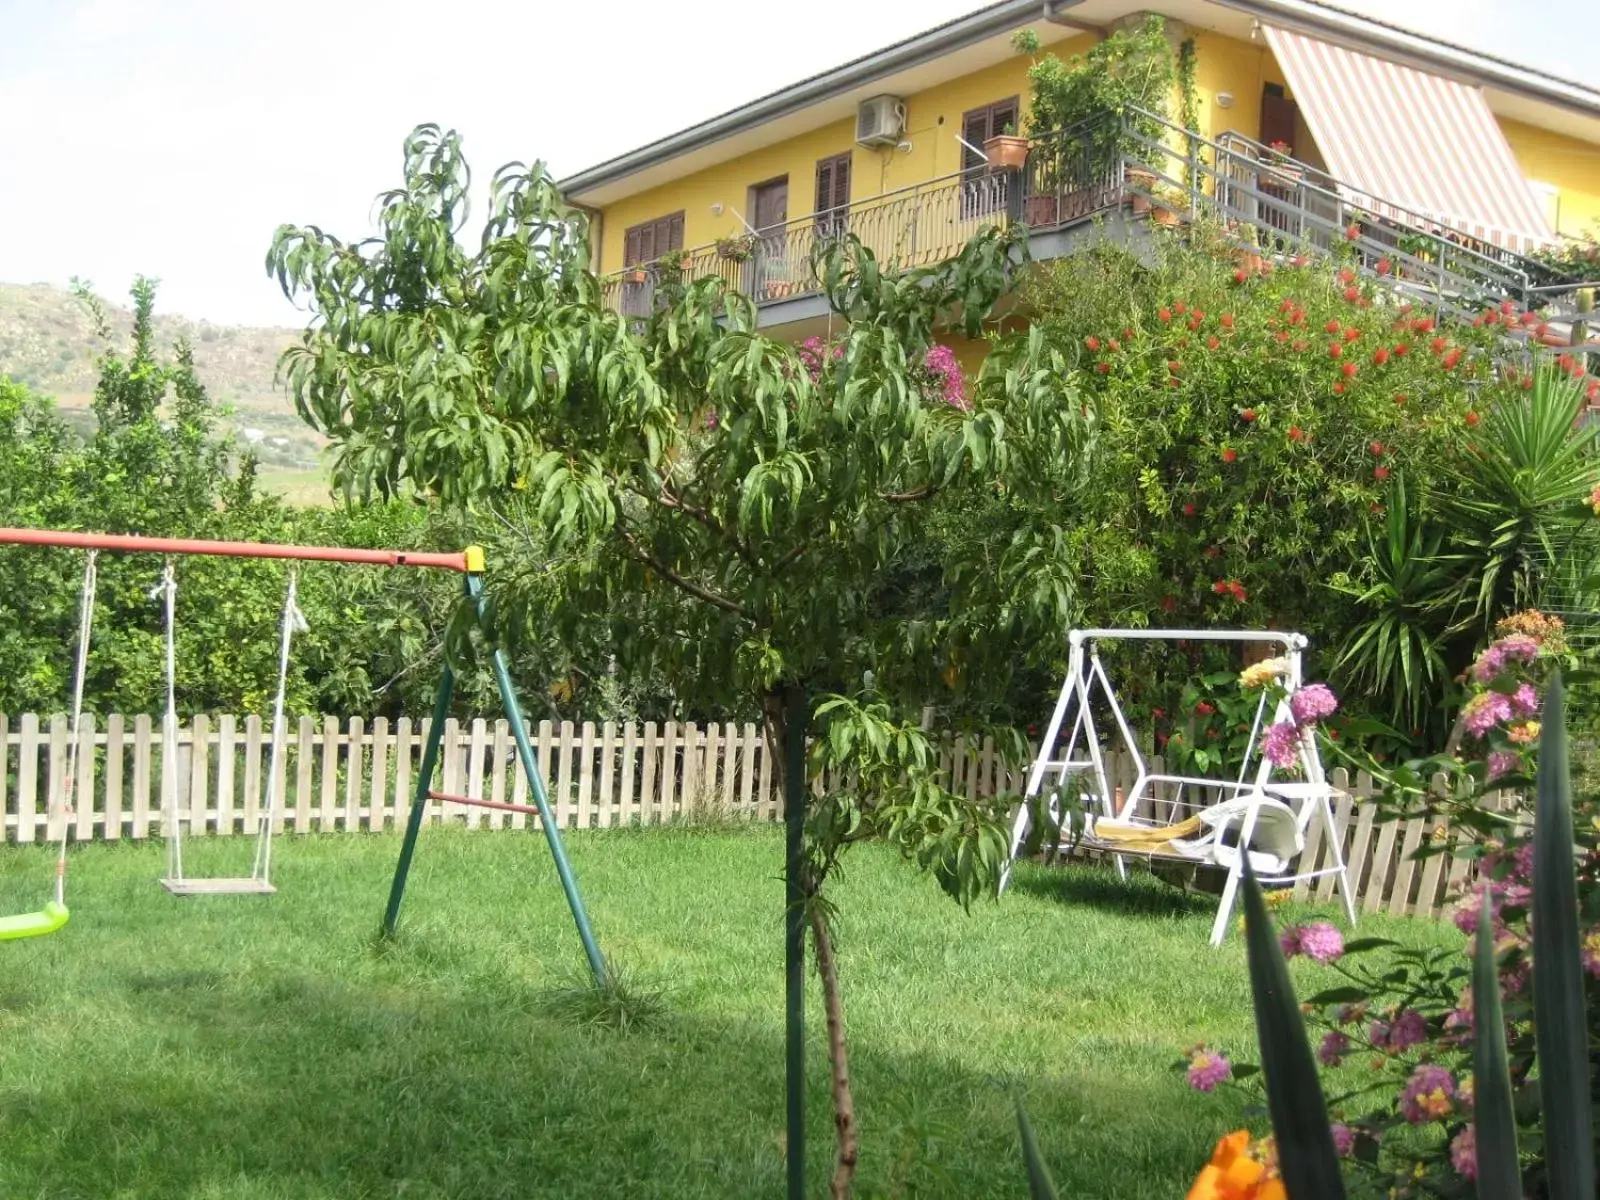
[1333,474,1455,735]
[1445,368,1600,625]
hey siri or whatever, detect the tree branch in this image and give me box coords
[878,484,938,503]
[617,528,745,616]
[656,482,760,569]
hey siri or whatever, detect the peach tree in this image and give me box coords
[267,125,1089,1196]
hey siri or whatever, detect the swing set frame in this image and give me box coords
[0,527,606,983]
[1002,627,1357,947]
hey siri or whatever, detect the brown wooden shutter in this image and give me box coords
[992,99,1018,138]
[962,109,991,174]
[815,154,850,214]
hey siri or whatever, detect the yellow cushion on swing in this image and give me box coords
[0,900,69,942]
[1092,815,1205,845]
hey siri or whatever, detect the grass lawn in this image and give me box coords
[0,824,1454,1198]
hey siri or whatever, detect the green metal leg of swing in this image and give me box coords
[381,573,607,990]
[383,663,454,939]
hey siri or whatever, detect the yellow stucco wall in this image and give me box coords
[595,34,1097,275]
[592,24,1600,275]
[1499,118,1600,239]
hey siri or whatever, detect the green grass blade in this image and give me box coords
[1016,1102,1059,1199]
[1530,672,1595,1199]
[1241,861,1348,1200]
[1472,886,1520,1198]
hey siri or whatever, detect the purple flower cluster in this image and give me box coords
[1485,749,1520,781]
[922,344,970,410]
[798,335,843,382]
[1259,719,1301,768]
[1399,1064,1456,1124]
[1317,1030,1350,1066]
[1461,690,1513,739]
[1450,1124,1477,1180]
[1371,1008,1427,1053]
[1289,682,1339,725]
[1186,1049,1232,1093]
[1329,1122,1357,1157]
[1281,921,1344,963]
[1469,633,1541,683]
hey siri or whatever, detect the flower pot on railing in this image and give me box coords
[983,134,1030,171]
[716,235,756,263]
[622,268,649,284]
[1124,167,1156,214]
[1025,193,1060,227]
[765,280,795,301]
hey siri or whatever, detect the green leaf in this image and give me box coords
[1336,937,1401,955]
[1530,671,1595,1200]
[1304,986,1369,1006]
[1016,1102,1059,1200]
[1241,861,1347,1200]
[1472,884,1521,1199]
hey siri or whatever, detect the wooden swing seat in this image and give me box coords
[160,877,276,896]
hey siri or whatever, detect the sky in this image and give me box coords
[0,0,1591,328]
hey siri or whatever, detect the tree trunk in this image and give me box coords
[810,903,859,1199]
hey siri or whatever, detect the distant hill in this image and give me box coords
[0,282,329,494]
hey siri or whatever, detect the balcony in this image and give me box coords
[599,108,1550,329]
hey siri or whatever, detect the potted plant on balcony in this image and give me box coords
[983,122,1030,171]
[1258,140,1302,189]
[1013,16,1176,218]
[622,265,649,284]
[1150,184,1190,227]
[657,250,691,286]
[716,234,756,263]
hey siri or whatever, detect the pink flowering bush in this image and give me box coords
[1182,613,1600,1195]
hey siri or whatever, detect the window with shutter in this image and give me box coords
[622,210,686,267]
[960,97,1020,217]
[814,153,851,234]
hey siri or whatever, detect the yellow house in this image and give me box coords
[560,0,1600,348]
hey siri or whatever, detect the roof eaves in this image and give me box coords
[557,0,1044,197]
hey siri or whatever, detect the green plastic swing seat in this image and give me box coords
[0,900,70,942]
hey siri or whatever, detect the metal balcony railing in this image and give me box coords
[600,170,1013,319]
[599,104,1556,323]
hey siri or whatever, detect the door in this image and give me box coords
[750,177,789,299]
[1259,84,1299,155]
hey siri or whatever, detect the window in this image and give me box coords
[622,211,685,267]
[815,153,851,234]
[960,97,1019,218]
[961,97,1021,175]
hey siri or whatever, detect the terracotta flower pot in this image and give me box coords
[1126,167,1156,214]
[623,269,648,284]
[983,134,1030,171]
[1025,194,1060,227]
[1151,206,1182,228]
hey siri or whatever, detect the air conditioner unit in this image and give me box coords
[856,95,906,147]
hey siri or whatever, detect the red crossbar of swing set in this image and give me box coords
[428,789,542,818]
[0,527,474,572]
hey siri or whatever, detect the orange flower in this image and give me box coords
[1188,1131,1287,1200]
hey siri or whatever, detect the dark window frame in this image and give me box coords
[621,210,686,268]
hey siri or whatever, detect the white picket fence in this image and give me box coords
[0,712,1488,918]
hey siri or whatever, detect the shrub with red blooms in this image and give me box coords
[1023,232,1513,663]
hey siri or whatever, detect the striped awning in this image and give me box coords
[1262,25,1554,250]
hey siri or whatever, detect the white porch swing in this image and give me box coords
[999,628,1357,946]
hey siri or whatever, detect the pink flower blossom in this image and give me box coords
[1187,1049,1232,1092]
[1450,1123,1477,1180]
[1373,1009,1427,1052]
[1289,683,1339,725]
[1330,1123,1356,1157]
[1583,929,1600,979]
[1298,921,1344,962]
[1318,1030,1351,1066]
[1399,1064,1456,1123]
[922,345,969,410]
[1486,750,1519,781]
[1470,634,1541,682]
[1510,682,1540,717]
[1461,691,1513,739]
[1260,720,1301,768]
